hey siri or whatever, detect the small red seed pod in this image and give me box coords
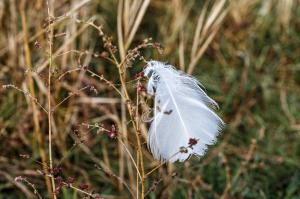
[108,125,118,139]
[66,177,75,187]
[188,138,198,147]
[34,41,41,49]
[137,84,147,94]
[137,85,146,93]
[79,183,89,190]
[134,71,144,79]
[52,166,63,175]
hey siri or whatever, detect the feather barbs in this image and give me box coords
[144,61,224,163]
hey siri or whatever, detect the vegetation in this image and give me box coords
[0,0,299,198]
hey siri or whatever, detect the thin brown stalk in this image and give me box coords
[128,0,141,37]
[37,24,90,74]
[46,1,57,198]
[44,173,98,198]
[68,184,96,198]
[0,0,91,57]
[221,139,257,199]
[118,5,129,191]
[85,69,123,97]
[277,0,294,27]
[125,0,150,50]
[179,30,185,70]
[191,2,208,58]
[0,172,34,198]
[19,1,52,195]
[2,84,48,114]
[117,2,151,192]
[52,86,90,111]
[121,70,145,199]
[109,48,145,198]
[118,0,126,60]
[94,164,136,199]
[118,138,142,181]
[188,0,228,74]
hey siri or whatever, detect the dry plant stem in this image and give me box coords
[52,85,90,111]
[0,0,91,57]
[124,0,150,49]
[94,164,136,199]
[145,162,165,178]
[67,184,95,198]
[109,50,145,198]
[145,152,179,177]
[179,30,185,70]
[136,82,140,199]
[57,68,81,81]
[36,24,90,74]
[44,174,96,198]
[19,0,52,196]
[46,1,57,198]
[2,85,48,113]
[15,176,43,199]
[112,5,142,189]
[145,144,197,177]
[117,3,130,191]
[117,0,126,60]
[0,172,34,198]
[219,153,231,199]
[220,139,257,199]
[121,68,145,199]
[136,152,139,199]
[118,138,142,181]
[187,0,228,74]
[119,97,127,191]
[85,69,123,97]
[55,50,116,65]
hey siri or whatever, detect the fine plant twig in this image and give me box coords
[188,0,228,74]
[18,1,53,194]
[46,1,56,198]
[2,84,48,114]
[14,176,43,199]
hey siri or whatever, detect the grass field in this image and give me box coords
[0,0,300,198]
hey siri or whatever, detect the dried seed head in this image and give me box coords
[66,177,75,187]
[107,125,118,139]
[188,138,198,147]
[79,183,89,190]
[34,41,41,49]
[93,194,104,199]
[137,84,147,94]
[135,71,145,79]
[100,51,109,58]
[19,154,30,159]
[52,166,63,175]
[179,146,188,153]
[89,86,98,95]
[55,176,63,186]
[171,172,177,178]
[14,176,23,182]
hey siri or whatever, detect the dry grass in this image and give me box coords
[0,0,300,198]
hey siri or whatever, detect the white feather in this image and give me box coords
[144,61,224,162]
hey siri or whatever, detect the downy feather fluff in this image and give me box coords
[144,61,224,162]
